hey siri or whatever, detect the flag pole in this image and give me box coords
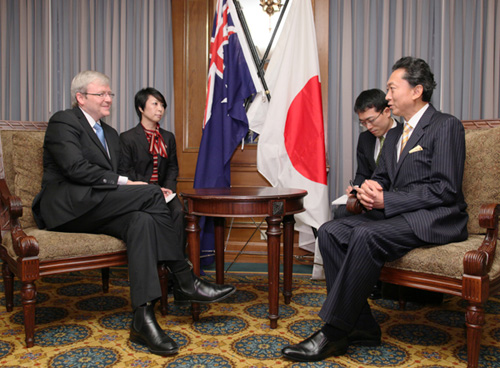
[258,0,289,70]
[233,0,271,102]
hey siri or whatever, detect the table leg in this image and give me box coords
[214,217,225,285]
[283,215,295,304]
[185,213,200,321]
[266,215,282,329]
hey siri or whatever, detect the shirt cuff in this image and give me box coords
[117,176,128,185]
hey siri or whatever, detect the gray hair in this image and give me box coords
[71,71,110,107]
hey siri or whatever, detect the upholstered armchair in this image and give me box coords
[347,119,500,368]
[0,121,169,347]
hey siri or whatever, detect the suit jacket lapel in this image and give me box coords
[134,124,153,158]
[384,125,401,184]
[366,135,377,171]
[73,107,112,165]
[394,105,436,175]
[102,123,119,170]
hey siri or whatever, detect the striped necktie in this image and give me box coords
[400,123,412,155]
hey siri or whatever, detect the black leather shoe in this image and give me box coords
[282,331,348,362]
[130,302,179,356]
[173,269,236,304]
[348,324,382,346]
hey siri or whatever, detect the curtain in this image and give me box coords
[327,0,500,201]
[0,0,175,133]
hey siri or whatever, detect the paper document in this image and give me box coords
[165,193,177,203]
[331,194,348,206]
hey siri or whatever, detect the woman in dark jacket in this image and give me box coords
[119,88,184,246]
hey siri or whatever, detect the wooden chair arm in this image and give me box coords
[463,203,499,276]
[346,193,364,214]
[0,179,39,258]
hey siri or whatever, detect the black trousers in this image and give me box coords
[54,185,185,309]
[317,210,425,331]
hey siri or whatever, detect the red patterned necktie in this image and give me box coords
[142,124,168,183]
[142,124,168,158]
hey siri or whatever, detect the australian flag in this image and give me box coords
[194,0,262,264]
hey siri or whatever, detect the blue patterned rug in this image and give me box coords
[0,268,499,367]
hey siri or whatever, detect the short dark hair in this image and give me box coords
[392,57,437,102]
[134,87,167,119]
[353,89,388,114]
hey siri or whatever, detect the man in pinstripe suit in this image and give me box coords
[282,57,468,362]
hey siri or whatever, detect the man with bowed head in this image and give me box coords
[32,71,236,356]
[333,88,400,221]
[282,57,468,362]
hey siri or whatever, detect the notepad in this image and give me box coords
[165,192,177,203]
[331,194,348,205]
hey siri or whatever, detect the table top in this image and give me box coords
[180,187,307,200]
[180,187,307,217]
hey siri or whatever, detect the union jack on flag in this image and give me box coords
[195,0,262,189]
[203,0,235,128]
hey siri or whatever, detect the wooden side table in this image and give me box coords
[180,187,307,328]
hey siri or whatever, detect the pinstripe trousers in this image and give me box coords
[317,210,426,331]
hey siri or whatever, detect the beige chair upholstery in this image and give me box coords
[0,121,169,348]
[379,121,500,368]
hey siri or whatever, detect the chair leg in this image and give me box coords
[157,262,169,316]
[101,268,110,293]
[2,262,14,312]
[465,302,485,368]
[21,281,37,348]
[397,286,407,310]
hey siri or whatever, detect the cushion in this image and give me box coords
[2,227,126,261]
[463,127,500,234]
[385,234,500,279]
[12,131,45,229]
[0,131,16,190]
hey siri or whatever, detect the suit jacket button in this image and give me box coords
[103,179,108,183]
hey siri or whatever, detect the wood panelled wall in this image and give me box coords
[172,0,329,264]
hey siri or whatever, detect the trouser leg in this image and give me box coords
[318,213,424,331]
[167,197,187,251]
[54,185,185,309]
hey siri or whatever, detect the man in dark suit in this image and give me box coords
[333,89,401,300]
[282,57,468,362]
[32,71,235,357]
[333,88,400,220]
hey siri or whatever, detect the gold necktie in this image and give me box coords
[400,123,412,154]
[376,136,385,165]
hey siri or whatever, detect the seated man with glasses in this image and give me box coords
[32,70,236,357]
[333,89,401,220]
[332,89,401,300]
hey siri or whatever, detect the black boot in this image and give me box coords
[130,301,179,356]
[172,269,236,304]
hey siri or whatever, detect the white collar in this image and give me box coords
[80,107,100,129]
[403,103,429,129]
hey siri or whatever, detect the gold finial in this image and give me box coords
[260,0,283,17]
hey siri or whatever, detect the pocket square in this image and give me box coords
[409,145,423,154]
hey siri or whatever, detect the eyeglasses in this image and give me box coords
[359,110,383,127]
[82,92,115,98]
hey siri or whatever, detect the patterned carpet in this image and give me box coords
[0,268,499,367]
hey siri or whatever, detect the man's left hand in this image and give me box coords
[356,179,384,210]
